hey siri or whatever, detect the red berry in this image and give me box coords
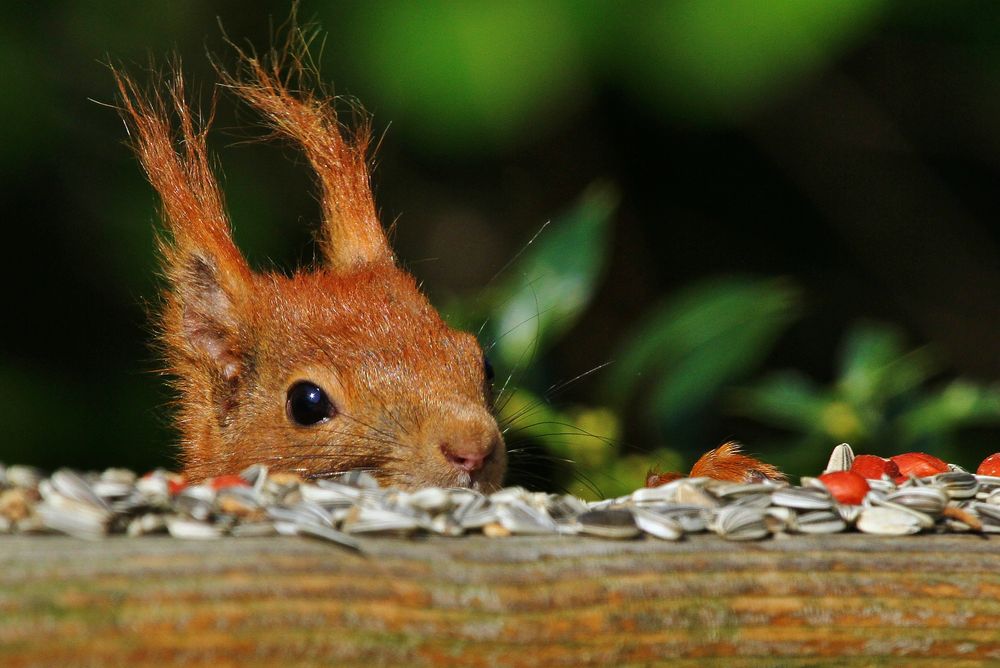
[977,453,1000,477]
[209,474,250,490]
[167,477,187,495]
[851,454,901,481]
[890,452,948,479]
[818,471,870,505]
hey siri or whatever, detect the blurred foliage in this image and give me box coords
[731,324,1000,474]
[619,0,888,120]
[446,184,618,374]
[337,0,890,150]
[345,1,589,153]
[451,192,999,499]
[608,277,802,433]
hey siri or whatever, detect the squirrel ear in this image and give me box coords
[219,28,394,272]
[172,254,246,381]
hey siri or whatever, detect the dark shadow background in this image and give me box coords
[2,1,998,484]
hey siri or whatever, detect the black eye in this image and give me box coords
[286,381,335,426]
[483,355,495,383]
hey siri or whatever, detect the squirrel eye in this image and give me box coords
[286,381,335,426]
[483,355,495,383]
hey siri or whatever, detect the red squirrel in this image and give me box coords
[113,39,504,490]
[114,31,779,492]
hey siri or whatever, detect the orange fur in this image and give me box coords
[647,442,784,487]
[689,442,784,483]
[114,28,504,490]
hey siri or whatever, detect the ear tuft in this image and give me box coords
[217,23,393,271]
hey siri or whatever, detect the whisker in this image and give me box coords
[483,220,551,290]
[543,361,613,398]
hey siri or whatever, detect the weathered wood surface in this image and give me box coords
[1,533,998,667]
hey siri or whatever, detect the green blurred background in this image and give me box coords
[3,1,999,498]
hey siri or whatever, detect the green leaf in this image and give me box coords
[898,381,1000,441]
[476,183,618,371]
[609,276,801,427]
[728,371,831,434]
[836,323,937,408]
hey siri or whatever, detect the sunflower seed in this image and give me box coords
[866,478,898,494]
[267,501,335,528]
[771,487,834,510]
[126,513,166,536]
[631,479,686,505]
[134,471,172,506]
[239,463,268,489]
[729,493,774,509]
[870,496,936,529]
[930,472,979,500]
[495,499,558,534]
[548,494,589,521]
[49,469,111,512]
[824,443,855,473]
[708,481,782,497]
[635,504,707,533]
[836,504,863,525]
[982,488,1000,505]
[664,506,709,533]
[299,483,357,508]
[5,465,44,490]
[971,502,1000,525]
[35,498,110,540]
[712,505,769,541]
[674,481,720,508]
[632,508,683,540]
[407,487,453,513]
[885,487,949,514]
[216,486,263,518]
[342,505,422,535]
[174,485,215,521]
[764,506,793,533]
[577,509,640,539]
[793,510,847,534]
[857,507,923,536]
[975,475,1000,496]
[426,513,464,536]
[452,494,496,529]
[164,516,223,539]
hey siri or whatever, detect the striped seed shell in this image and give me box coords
[857,506,923,536]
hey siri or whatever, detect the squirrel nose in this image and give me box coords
[440,439,496,473]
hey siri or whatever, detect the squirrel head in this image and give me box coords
[114,40,505,490]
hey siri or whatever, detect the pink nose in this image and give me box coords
[440,440,495,473]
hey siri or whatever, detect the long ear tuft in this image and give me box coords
[215,21,392,272]
[113,64,251,380]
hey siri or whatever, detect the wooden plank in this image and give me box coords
[1,534,998,666]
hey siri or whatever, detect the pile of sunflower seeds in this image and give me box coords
[1,444,998,549]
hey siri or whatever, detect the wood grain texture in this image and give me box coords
[1,533,998,666]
